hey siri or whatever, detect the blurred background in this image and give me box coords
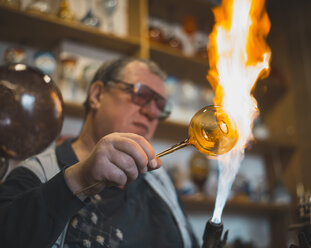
[0,0,310,247]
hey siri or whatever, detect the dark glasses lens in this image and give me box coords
[107,79,171,120]
[132,84,171,120]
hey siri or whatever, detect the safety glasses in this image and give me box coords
[106,79,171,120]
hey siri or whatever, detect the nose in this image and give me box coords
[140,99,161,120]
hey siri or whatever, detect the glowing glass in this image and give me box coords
[156,105,238,157]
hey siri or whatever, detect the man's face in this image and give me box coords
[93,61,166,141]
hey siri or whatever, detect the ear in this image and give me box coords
[88,81,105,110]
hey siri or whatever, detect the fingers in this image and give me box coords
[108,150,139,181]
[70,133,163,197]
[110,136,149,174]
[101,133,161,173]
[113,133,161,170]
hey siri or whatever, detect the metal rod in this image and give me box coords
[156,138,190,157]
[74,138,190,196]
[74,181,101,196]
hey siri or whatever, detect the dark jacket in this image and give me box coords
[0,139,199,248]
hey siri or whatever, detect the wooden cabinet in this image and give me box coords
[0,1,298,247]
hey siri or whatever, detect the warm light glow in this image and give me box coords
[207,0,271,158]
[207,0,271,223]
[50,90,63,118]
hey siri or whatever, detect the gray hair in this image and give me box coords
[83,57,167,115]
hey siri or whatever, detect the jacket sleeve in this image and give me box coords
[0,166,85,248]
[176,191,201,248]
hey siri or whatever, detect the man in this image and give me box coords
[0,58,199,247]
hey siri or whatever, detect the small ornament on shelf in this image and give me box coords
[59,55,78,102]
[166,27,183,51]
[33,51,56,76]
[77,63,99,101]
[231,174,251,201]
[102,0,118,33]
[164,75,179,111]
[180,80,201,114]
[26,0,52,14]
[163,22,183,51]
[80,0,100,28]
[189,152,210,196]
[57,0,75,22]
[4,47,26,64]
[194,32,209,59]
[181,15,197,56]
[253,116,269,140]
[166,162,196,196]
[148,18,165,44]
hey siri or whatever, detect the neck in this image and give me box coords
[72,115,97,161]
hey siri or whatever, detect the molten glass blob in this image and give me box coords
[156,105,238,158]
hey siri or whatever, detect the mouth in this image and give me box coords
[133,122,149,134]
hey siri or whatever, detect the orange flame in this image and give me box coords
[207,0,271,155]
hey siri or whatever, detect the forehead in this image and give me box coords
[120,61,166,97]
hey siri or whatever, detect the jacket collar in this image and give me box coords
[56,138,79,168]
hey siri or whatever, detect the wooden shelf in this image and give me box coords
[0,4,288,116]
[150,41,210,85]
[0,4,140,55]
[150,42,288,114]
[63,101,85,118]
[148,0,215,33]
[181,195,294,216]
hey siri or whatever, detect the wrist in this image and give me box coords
[64,164,88,201]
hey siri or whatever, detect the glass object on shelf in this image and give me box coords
[270,146,292,204]
[253,116,269,140]
[4,47,26,64]
[102,0,118,33]
[194,32,209,59]
[251,178,269,202]
[180,80,200,113]
[167,33,183,50]
[189,152,210,195]
[33,51,56,76]
[161,4,183,51]
[57,0,75,22]
[231,174,251,201]
[77,63,99,101]
[26,0,52,14]
[164,75,179,108]
[59,56,78,102]
[148,18,165,43]
[196,47,208,59]
[1,0,20,8]
[183,15,197,37]
[156,105,238,158]
[181,15,197,56]
[272,181,292,204]
[163,22,183,51]
[81,0,100,28]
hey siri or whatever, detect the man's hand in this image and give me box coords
[64,133,161,200]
